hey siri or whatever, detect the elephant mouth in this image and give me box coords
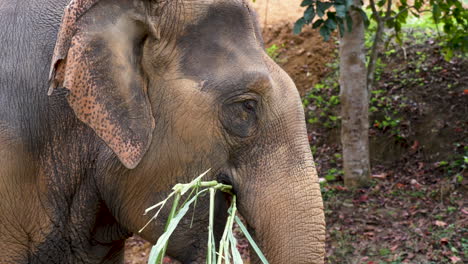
[167,171,252,264]
[217,171,255,263]
[216,171,239,211]
[216,172,235,191]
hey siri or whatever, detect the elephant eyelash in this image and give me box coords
[242,100,257,113]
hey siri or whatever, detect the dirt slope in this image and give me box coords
[262,23,337,96]
[250,0,304,26]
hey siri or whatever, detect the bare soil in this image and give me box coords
[262,22,336,96]
[250,0,304,26]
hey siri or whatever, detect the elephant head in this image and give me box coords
[48,0,325,263]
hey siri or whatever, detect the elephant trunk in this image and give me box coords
[235,128,325,263]
[241,168,325,263]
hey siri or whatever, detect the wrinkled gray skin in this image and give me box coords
[0,0,325,263]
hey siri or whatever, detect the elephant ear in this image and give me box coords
[49,0,155,169]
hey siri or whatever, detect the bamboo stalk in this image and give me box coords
[157,193,181,264]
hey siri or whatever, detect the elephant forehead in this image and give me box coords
[176,1,262,82]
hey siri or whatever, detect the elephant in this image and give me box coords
[0,0,325,263]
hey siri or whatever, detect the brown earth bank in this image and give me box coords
[262,23,337,96]
[250,0,304,26]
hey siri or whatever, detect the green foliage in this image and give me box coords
[234,216,269,264]
[367,0,467,59]
[402,13,439,30]
[325,168,344,181]
[379,247,391,256]
[437,144,467,181]
[295,0,467,58]
[303,82,341,129]
[303,58,342,130]
[294,0,366,41]
[319,181,338,201]
[141,171,269,264]
[266,44,283,62]
[370,88,407,139]
[462,237,468,260]
[430,0,468,59]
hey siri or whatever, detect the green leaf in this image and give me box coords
[149,189,209,264]
[443,21,453,34]
[395,20,402,34]
[317,2,333,17]
[325,174,336,181]
[385,17,395,28]
[207,188,216,264]
[345,13,353,32]
[217,197,237,264]
[300,0,313,7]
[335,4,347,18]
[177,168,210,195]
[432,4,441,23]
[320,23,331,41]
[235,216,270,264]
[140,191,177,233]
[312,19,324,29]
[228,232,244,264]
[414,0,422,10]
[304,5,316,22]
[377,0,386,7]
[294,17,306,34]
[324,17,337,31]
[396,8,408,23]
[148,246,159,264]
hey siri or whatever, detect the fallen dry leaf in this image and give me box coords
[417,162,424,170]
[410,179,422,189]
[435,220,448,227]
[461,207,468,215]
[396,183,406,189]
[357,195,369,203]
[334,185,348,191]
[372,173,388,179]
[411,140,419,151]
[449,255,461,263]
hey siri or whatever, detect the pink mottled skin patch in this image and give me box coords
[49,0,154,169]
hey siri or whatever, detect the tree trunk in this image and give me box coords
[367,19,385,91]
[367,0,392,92]
[339,0,371,188]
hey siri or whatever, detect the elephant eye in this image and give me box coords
[242,100,257,113]
[221,99,259,138]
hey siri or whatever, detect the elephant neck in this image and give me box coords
[0,142,131,264]
[30,143,132,264]
[27,192,130,264]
